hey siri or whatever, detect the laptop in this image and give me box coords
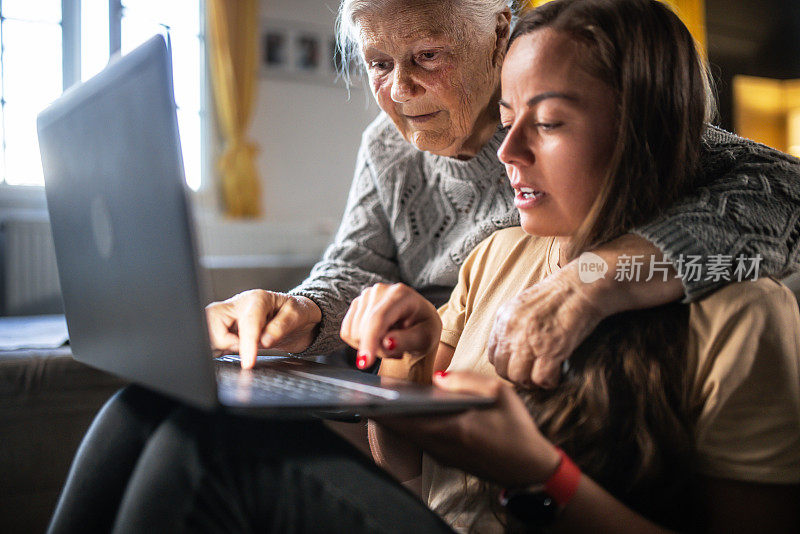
[37,35,492,418]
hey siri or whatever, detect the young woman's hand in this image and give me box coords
[340,283,442,369]
[374,371,560,488]
[205,289,322,369]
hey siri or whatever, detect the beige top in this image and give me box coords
[422,227,800,534]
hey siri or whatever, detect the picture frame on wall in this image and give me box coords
[260,19,358,86]
[295,33,321,71]
[263,28,289,69]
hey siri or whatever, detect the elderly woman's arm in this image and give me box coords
[490,127,800,387]
[632,126,800,298]
[205,134,402,365]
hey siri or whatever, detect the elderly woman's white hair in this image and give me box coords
[335,0,522,85]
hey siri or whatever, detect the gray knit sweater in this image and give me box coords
[291,113,800,354]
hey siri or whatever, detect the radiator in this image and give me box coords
[0,215,62,316]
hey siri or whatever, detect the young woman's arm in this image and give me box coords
[367,420,422,484]
[378,371,800,534]
[364,337,455,486]
[366,342,453,486]
[340,282,446,484]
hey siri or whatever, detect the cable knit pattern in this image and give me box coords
[291,114,516,354]
[291,115,800,354]
[633,125,800,301]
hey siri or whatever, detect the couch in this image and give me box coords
[0,347,124,533]
[0,260,315,533]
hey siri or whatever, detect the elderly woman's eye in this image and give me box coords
[369,60,392,72]
[416,51,439,62]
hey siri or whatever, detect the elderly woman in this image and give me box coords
[49,1,799,532]
[207,0,800,388]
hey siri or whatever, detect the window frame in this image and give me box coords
[0,0,209,209]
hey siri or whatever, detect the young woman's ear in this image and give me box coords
[492,9,512,68]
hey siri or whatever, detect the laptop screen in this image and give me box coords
[38,35,218,408]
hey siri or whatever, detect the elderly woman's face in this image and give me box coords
[497,29,618,238]
[357,4,503,158]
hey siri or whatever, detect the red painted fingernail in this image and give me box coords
[384,337,397,351]
[434,370,448,378]
[356,354,367,369]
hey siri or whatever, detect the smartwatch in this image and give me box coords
[499,486,560,528]
[499,448,581,529]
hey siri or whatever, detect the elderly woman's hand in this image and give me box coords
[487,260,605,389]
[488,235,685,389]
[374,371,560,488]
[340,283,441,370]
[205,289,322,369]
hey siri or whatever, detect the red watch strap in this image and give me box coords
[544,448,581,507]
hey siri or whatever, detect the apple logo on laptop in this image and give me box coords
[90,196,114,259]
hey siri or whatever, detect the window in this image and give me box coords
[0,0,205,190]
[734,76,800,158]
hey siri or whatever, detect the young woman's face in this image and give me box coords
[497,29,618,238]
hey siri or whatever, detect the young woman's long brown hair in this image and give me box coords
[507,0,714,528]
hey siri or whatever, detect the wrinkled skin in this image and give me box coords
[205,290,321,369]
[487,261,605,388]
[357,1,510,158]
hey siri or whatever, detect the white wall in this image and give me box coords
[196,0,379,258]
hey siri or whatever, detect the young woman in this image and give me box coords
[49,1,799,532]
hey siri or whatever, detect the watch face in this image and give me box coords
[505,490,560,527]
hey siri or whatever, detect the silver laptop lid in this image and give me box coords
[37,35,218,408]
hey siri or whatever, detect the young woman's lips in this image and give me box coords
[514,187,547,209]
[405,111,440,123]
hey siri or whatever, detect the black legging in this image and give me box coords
[48,386,453,534]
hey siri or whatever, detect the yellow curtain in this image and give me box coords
[524,0,707,53]
[207,0,262,218]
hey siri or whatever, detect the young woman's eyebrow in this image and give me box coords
[498,91,580,110]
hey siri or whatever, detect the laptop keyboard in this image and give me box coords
[216,364,399,403]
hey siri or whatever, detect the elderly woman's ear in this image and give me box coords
[492,9,512,67]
